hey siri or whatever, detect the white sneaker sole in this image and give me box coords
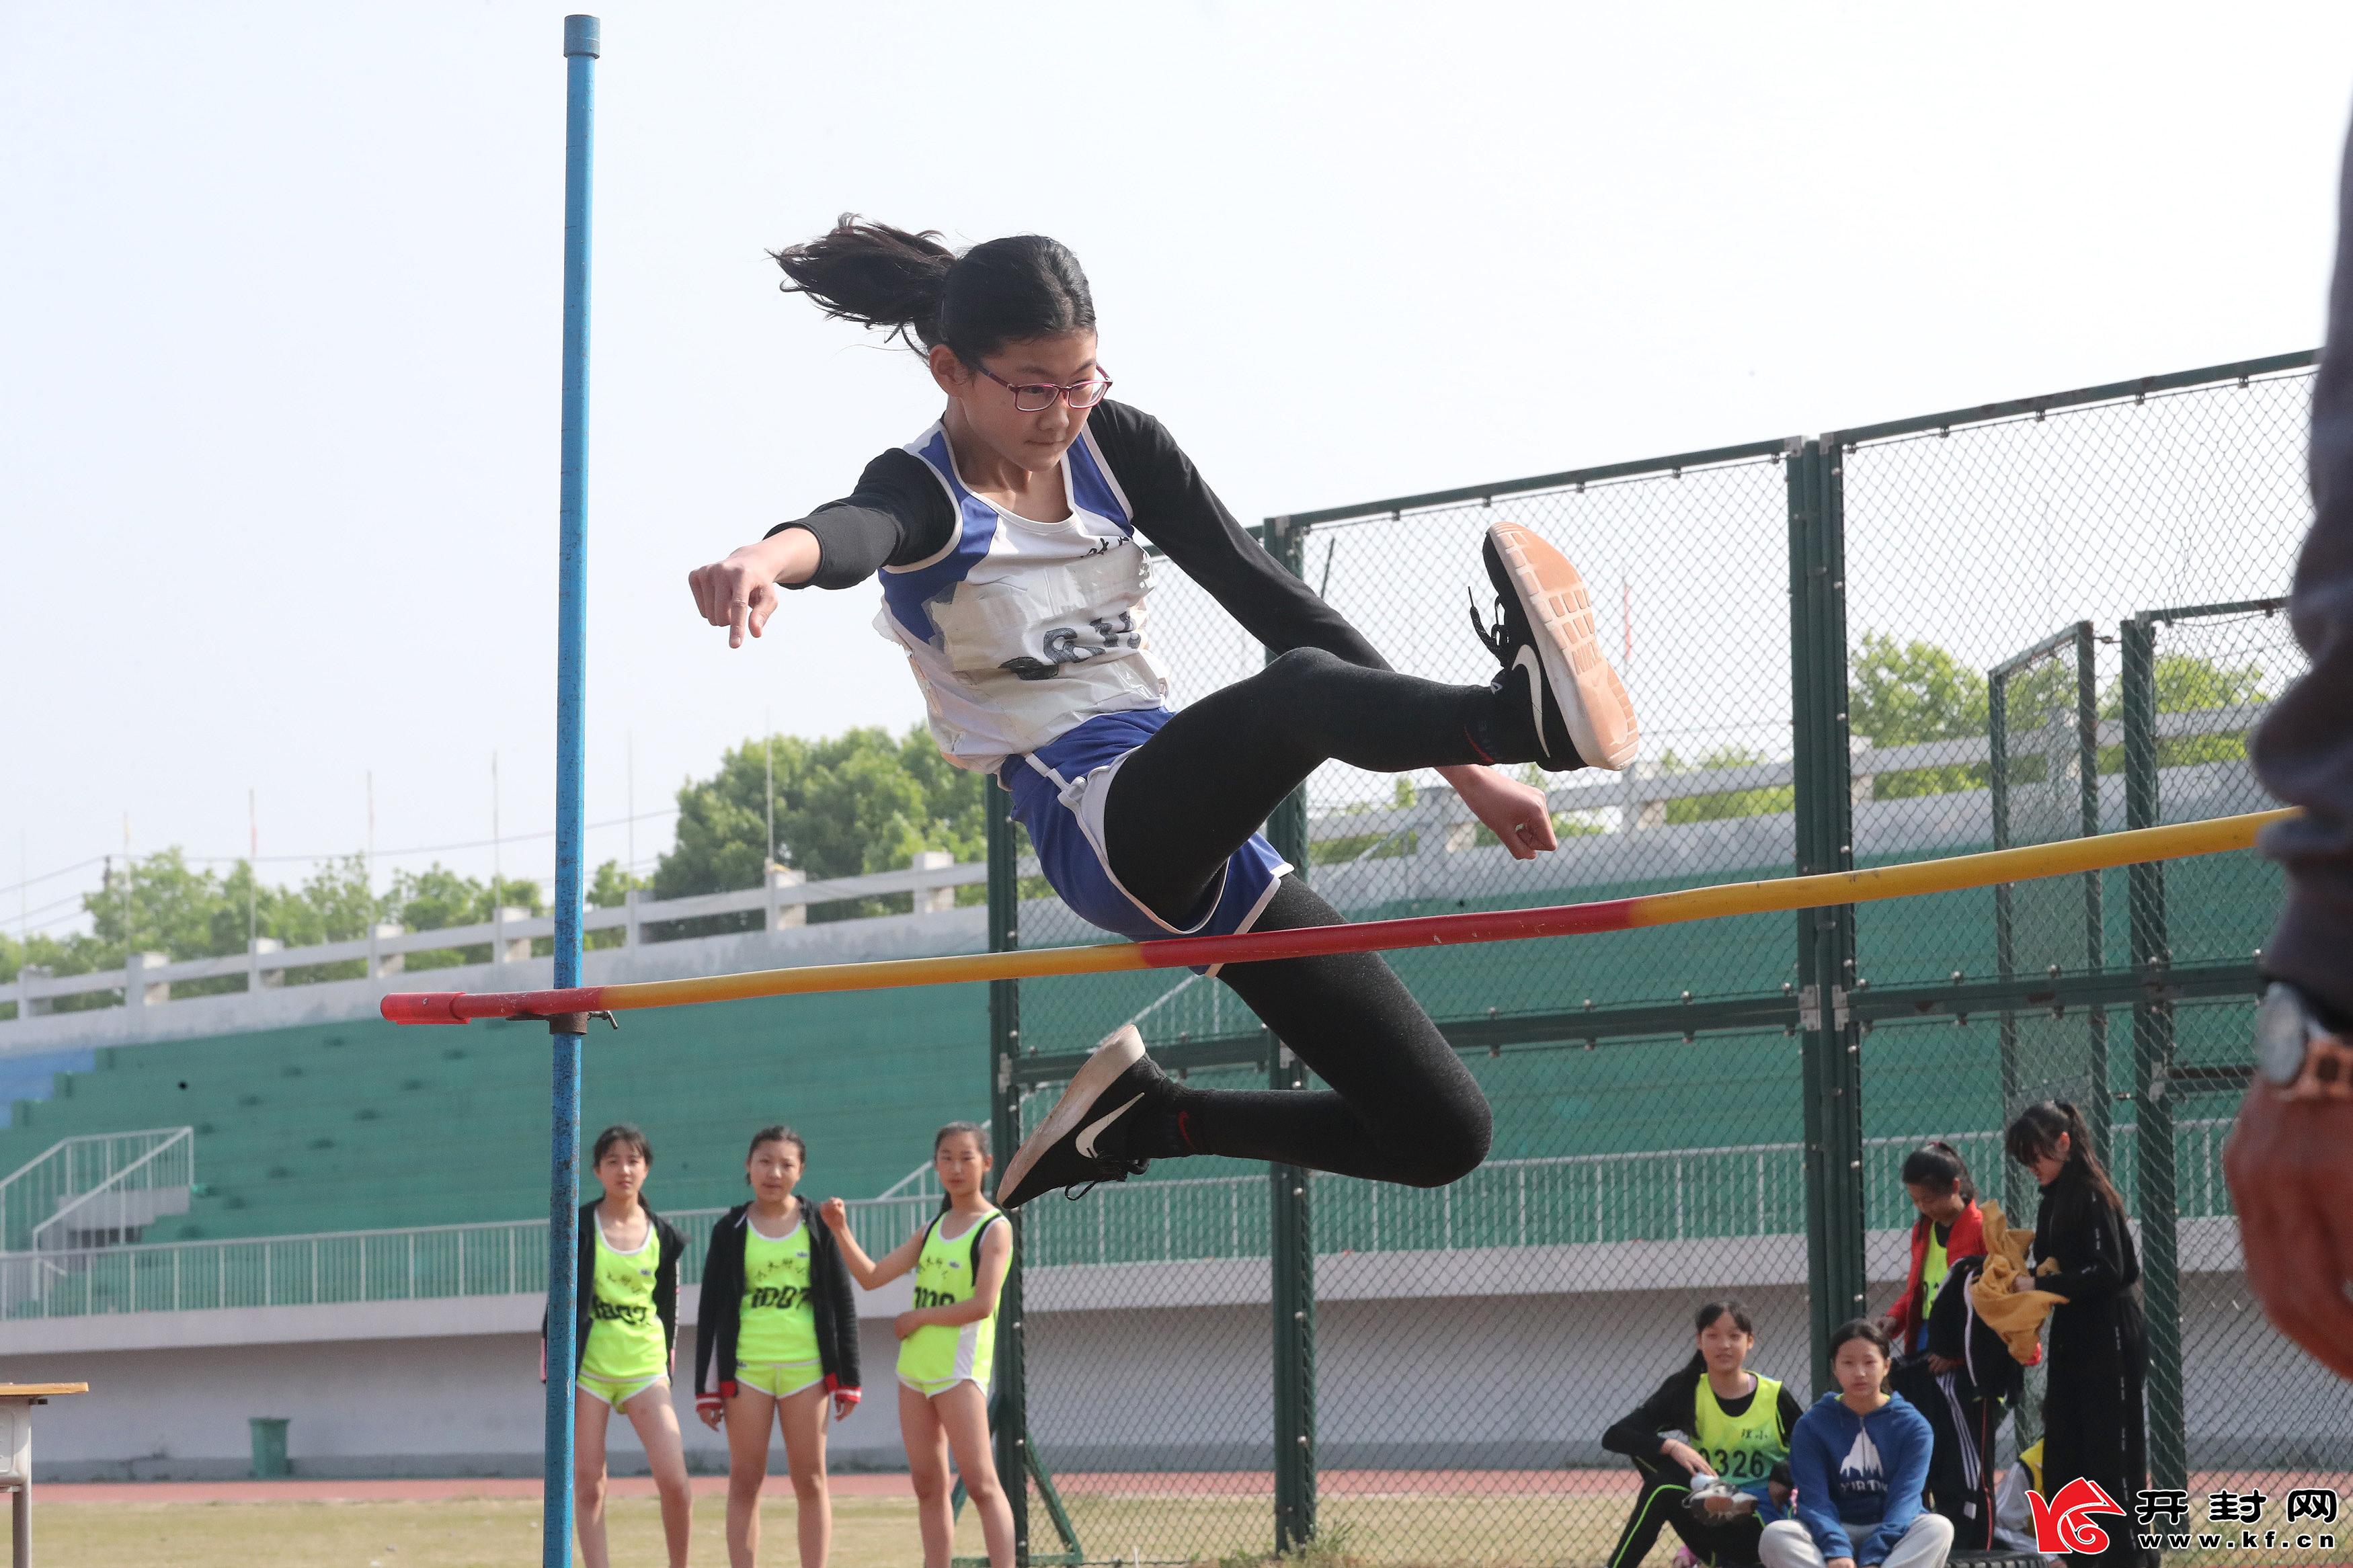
[1486,522,1640,770]
[996,1024,1146,1204]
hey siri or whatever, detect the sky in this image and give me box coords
[5,2,2353,936]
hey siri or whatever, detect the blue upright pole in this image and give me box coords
[546,15,598,1568]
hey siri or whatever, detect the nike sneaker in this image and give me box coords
[994,1025,1174,1211]
[1470,521,1639,771]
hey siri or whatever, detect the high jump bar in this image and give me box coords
[382,807,2295,1026]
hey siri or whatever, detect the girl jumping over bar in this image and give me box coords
[688,218,1639,1208]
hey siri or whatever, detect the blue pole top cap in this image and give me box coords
[564,15,600,56]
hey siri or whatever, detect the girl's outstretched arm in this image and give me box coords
[820,1197,924,1288]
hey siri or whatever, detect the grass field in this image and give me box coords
[39,1494,974,1568]
[34,1477,2350,1567]
[28,1489,1635,1568]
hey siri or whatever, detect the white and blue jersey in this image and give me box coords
[876,421,1167,772]
[877,421,1289,951]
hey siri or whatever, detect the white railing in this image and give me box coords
[1023,1120,2238,1266]
[0,1192,944,1323]
[7,708,2270,1029]
[6,855,989,1022]
[4,1122,2239,1321]
[28,1126,194,1252]
[0,1128,192,1253]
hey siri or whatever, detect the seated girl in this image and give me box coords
[1760,1321,1953,1568]
[1601,1298,1802,1568]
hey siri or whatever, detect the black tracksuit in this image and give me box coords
[693,1198,863,1403]
[541,1200,686,1378]
[2032,1164,2153,1568]
[1891,1251,2025,1550]
[1600,1364,1804,1568]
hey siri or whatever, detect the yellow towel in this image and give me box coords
[1970,1200,2064,1365]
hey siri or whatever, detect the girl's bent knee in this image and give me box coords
[1390,1102,1491,1188]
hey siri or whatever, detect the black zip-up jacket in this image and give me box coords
[1915,1252,2027,1405]
[693,1198,862,1405]
[541,1200,685,1378]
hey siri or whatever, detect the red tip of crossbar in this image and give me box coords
[381,992,469,1025]
[381,985,608,1025]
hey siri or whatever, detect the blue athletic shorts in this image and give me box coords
[1002,708,1291,968]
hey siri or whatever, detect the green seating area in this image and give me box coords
[0,840,2279,1253]
[0,983,989,1242]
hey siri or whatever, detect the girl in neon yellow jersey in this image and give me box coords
[694,1126,862,1568]
[1601,1298,1804,1568]
[545,1124,690,1568]
[822,1123,1012,1568]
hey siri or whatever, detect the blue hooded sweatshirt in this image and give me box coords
[1785,1391,1933,1565]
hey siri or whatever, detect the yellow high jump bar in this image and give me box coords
[382,808,2294,1026]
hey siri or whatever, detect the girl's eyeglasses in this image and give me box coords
[978,366,1114,412]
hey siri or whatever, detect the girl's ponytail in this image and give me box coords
[772,215,1096,368]
[772,216,956,352]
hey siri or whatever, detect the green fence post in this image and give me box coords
[1788,438,1867,1396]
[1263,513,1317,1553]
[985,777,1031,1564]
[1989,664,2031,1228]
[2120,614,2188,1493]
[2073,622,2114,1163]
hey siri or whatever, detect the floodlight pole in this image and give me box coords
[546,15,599,1568]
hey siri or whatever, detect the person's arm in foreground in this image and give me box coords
[2233,111,2353,1383]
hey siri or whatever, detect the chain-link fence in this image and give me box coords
[984,352,2346,1565]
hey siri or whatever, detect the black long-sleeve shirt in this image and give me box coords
[765,400,1390,670]
[1601,1361,1804,1482]
[2030,1163,2142,1309]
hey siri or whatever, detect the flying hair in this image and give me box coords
[770,215,1096,368]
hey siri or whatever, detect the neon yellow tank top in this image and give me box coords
[1692,1374,1786,1486]
[580,1217,664,1383]
[737,1210,820,1365]
[1917,1227,1952,1352]
[897,1208,1002,1389]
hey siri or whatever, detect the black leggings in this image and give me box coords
[1604,1454,1766,1568]
[1097,647,1531,1186]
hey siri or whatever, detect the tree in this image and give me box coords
[655,725,986,924]
[2101,653,2269,768]
[1848,632,1989,798]
[1659,745,1795,823]
[381,864,547,971]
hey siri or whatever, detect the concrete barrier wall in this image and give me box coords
[15,1241,2342,1479]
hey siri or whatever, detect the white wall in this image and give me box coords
[14,1238,2341,1480]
